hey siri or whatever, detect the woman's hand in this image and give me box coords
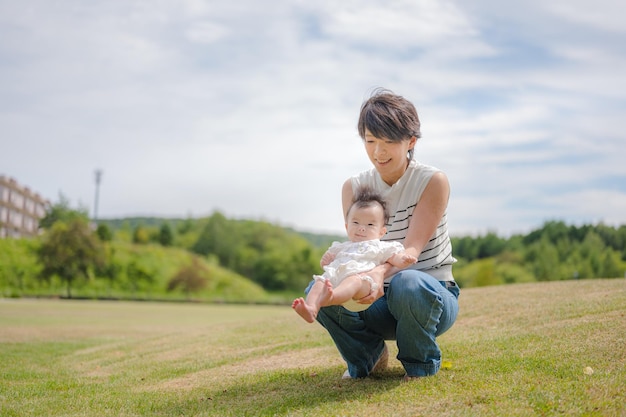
[356,263,389,305]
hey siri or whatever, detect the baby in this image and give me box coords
[293,186,417,323]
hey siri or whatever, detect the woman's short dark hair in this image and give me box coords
[357,88,421,159]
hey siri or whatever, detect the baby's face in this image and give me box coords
[345,204,386,242]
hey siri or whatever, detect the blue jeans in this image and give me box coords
[308,269,460,378]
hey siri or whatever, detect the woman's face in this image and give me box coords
[363,130,416,185]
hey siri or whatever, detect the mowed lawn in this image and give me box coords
[1,279,625,416]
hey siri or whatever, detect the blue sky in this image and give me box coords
[1,0,625,237]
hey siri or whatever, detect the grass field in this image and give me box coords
[1,279,625,416]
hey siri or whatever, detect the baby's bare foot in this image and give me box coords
[292,297,317,323]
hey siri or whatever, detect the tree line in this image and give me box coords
[451,221,626,286]
[1,196,624,301]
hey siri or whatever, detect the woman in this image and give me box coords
[310,88,460,381]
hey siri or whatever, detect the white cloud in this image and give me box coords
[544,1,626,34]
[1,0,625,237]
[314,0,476,45]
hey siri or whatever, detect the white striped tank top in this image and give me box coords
[351,159,456,281]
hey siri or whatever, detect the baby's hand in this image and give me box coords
[388,252,417,268]
[401,254,418,265]
[402,253,417,265]
[320,252,335,267]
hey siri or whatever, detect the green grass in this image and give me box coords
[1,279,625,416]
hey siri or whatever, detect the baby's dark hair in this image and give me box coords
[347,185,390,224]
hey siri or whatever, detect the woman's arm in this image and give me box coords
[341,179,355,221]
[403,171,450,259]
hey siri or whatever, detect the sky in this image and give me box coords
[1,0,625,237]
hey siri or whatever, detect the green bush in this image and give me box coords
[0,238,41,297]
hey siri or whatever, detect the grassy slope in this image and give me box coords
[0,279,624,416]
[0,239,270,302]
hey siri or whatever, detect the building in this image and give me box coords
[0,175,50,238]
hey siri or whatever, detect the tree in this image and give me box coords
[167,257,208,299]
[37,219,105,298]
[125,259,155,295]
[474,258,500,287]
[95,245,121,296]
[523,220,570,245]
[132,226,150,244]
[525,237,560,281]
[476,232,507,259]
[158,223,174,246]
[39,193,89,229]
[192,212,238,267]
[96,224,113,241]
[599,250,623,278]
[452,236,479,260]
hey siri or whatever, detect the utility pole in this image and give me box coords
[94,169,103,222]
